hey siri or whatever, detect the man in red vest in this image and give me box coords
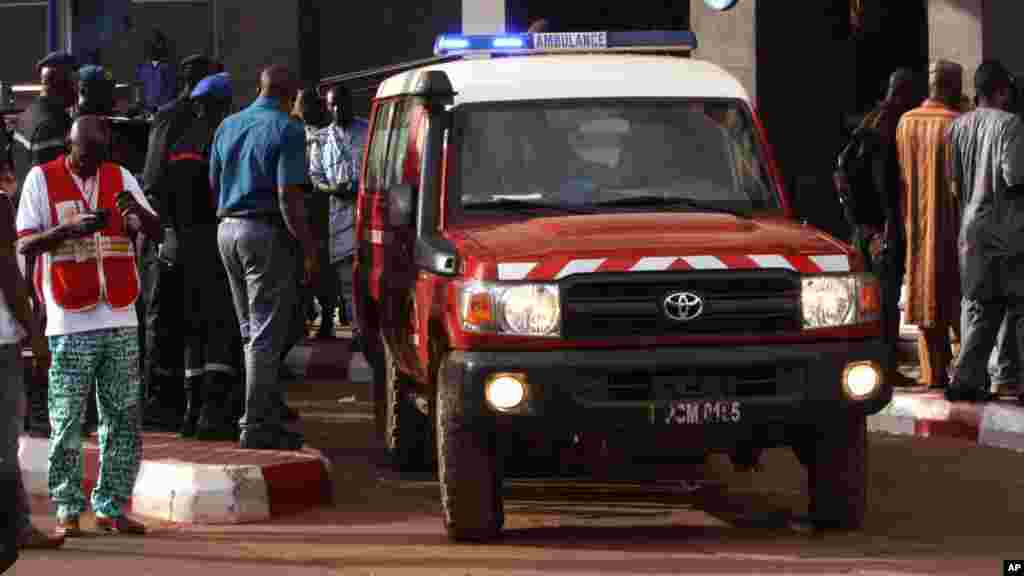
[15,116,160,537]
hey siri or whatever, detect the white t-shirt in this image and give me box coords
[0,192,27,345]
[15,162,155,337]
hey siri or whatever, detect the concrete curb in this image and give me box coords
[18,436,331,524]
[868,392,1024,452]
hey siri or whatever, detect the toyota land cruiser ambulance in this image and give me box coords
[348,30,891,542]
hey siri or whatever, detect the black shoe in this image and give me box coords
[239,428,304,451]
[279,401,300,422]
[194,372,237,441]
[945,386,993,403]
[179,377,202,438]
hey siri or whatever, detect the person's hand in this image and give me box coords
[116,190,142,218]
[64,211,102,238]
[29,332,49,377]
[868,233,885,259]
[833,171,849,194]
[302,248,320,287]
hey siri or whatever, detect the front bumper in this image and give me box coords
[442,339,891,437]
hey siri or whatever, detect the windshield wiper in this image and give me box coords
[463,198,594,215]
[595,195,752,219]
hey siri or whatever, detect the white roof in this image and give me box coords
[376,54,750,105]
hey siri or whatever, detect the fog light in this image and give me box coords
[485,374,527,411]
[843,362,881,399]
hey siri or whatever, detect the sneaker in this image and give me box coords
[96,514,146,535]
[54,516,82,538]
[239,428,304,451]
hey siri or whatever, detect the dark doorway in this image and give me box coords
[507,0,690,34]
[846,0,929,126]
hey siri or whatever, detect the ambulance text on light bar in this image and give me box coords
[433,31,699,56]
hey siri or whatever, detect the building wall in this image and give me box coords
[690,0,755,103]
[928,0,982,99]
[0,1,48,84]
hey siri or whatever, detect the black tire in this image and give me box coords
[382,338,429,471]
[436,356,503,542]
[804,412,868,530]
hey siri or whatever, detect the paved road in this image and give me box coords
[9,365,1023,575]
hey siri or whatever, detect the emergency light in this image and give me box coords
[433,30,698,57]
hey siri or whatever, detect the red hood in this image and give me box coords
[448,213,857,280]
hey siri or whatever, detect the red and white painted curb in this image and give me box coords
[868,392,1024,452]
[497,253,851,280]
[18,436,330,524]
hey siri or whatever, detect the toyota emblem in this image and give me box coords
[663,291,704,322]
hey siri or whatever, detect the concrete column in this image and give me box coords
[214,0,301,109]
[928,0,983,99]
[689,0,756,103]
[462,0,505,34]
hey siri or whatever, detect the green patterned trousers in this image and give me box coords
[48,327,141,520]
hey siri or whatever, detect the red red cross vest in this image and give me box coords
[42,156,140,311]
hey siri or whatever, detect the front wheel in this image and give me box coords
[435,356,503,542]
[802,412,868,530]
[381,338,430,471]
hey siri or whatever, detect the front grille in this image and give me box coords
[561,270,800,339]
[576,364,802,404]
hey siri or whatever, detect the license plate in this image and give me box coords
[665,400,741,425]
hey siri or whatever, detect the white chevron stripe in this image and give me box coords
[748,254,796,271]
[497,262,538,281]
[682,255,727,270]
[809,254,850,272]
[629,256,678,272]
[555,258,606,279]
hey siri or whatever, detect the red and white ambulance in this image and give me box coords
[348,30,890,542]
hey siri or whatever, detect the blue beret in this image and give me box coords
[77,65,113,86]
[37,51,77,70]
[191,72,232,100]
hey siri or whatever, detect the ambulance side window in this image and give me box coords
[365,100,396,194]
[385,98,426,190]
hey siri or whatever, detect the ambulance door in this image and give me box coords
[380,97,428,375]
[358,99,397,361]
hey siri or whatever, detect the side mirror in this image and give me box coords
[388,183,415,227]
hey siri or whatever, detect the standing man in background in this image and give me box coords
[835,68,918,388]
[896,60,964,390]
[310,85,368,351]
[211,65,317,450]
[136,30,176,114]
[947,60,1024,403]
[12,51,77,439]
[140,54,217,431]
[169,72,240,441]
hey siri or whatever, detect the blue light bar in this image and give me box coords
[433,30,698,57]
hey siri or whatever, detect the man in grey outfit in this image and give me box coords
[947,60,1024,403]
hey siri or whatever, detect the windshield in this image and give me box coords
[452,100,780,216]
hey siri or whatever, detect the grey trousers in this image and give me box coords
[218,218,299,435]
[988,313,1018,389]
[955,298,1024,392]
[1,344,30,535]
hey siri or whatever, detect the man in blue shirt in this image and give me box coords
[211,65,318,450]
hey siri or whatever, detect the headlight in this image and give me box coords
[458,281,561,337]
[801,273,880,329]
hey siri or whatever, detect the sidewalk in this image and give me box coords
[18,334,346,526]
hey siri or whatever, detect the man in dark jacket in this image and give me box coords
[12,51,76,438]
[139,54,217,430]
[160,73,240,440]
[835,68,918,387]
